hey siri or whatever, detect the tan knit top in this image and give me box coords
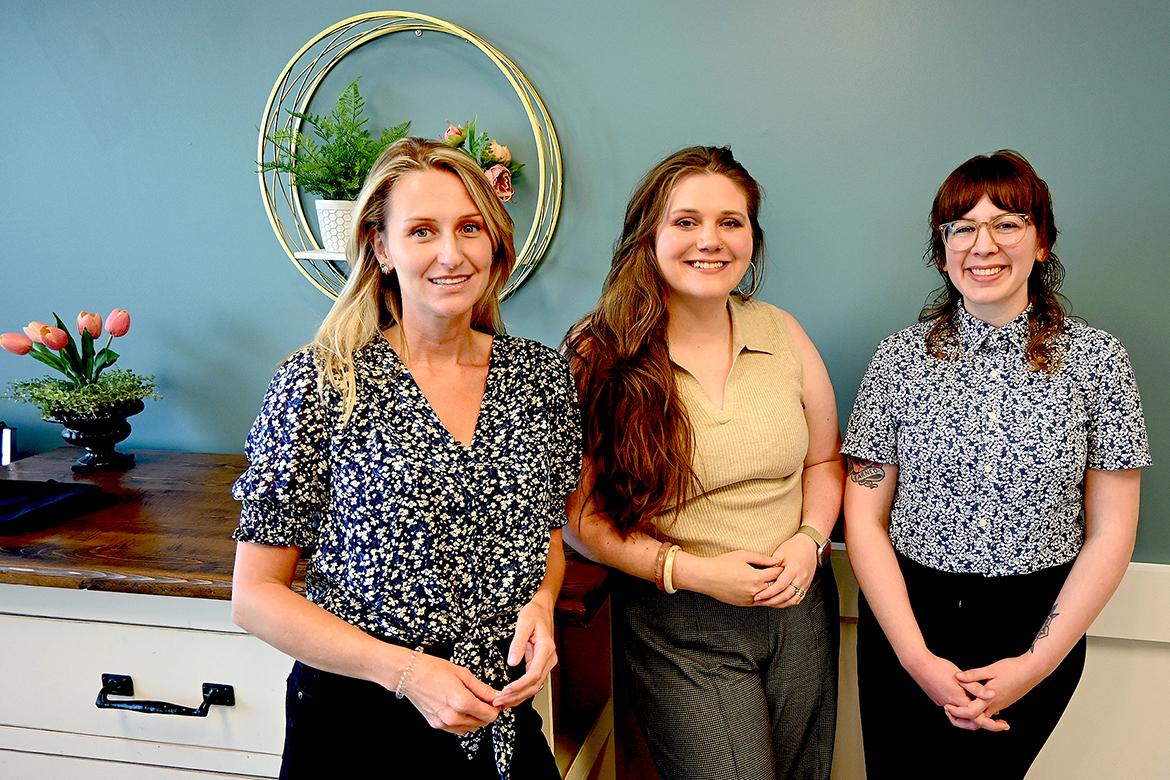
[651,298,807,558]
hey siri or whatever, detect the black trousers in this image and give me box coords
[857,553,1086,780]
[279,659,558,780]
[617,567,839,780]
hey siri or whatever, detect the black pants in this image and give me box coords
[857,553,1086,780]
[280,659,558,779]
[617,568,839,780]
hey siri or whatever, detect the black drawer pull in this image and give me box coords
[96,674,235,716]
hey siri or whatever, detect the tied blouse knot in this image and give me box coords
[233,335,583,778]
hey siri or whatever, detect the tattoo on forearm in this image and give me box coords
[1030,603,1060,653]
[848,458,886,489]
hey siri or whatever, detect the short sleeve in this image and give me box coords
[1085,337,1152,470]
[231,350,331,547]
[541,352,583,528]
[841,340,900,465]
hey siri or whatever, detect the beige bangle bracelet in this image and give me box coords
[663,545,681,594]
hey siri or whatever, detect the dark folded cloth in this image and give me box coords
[0,480,98,527]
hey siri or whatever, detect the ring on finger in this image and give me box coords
[792,584,807,597]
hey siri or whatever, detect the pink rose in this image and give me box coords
[77,310,103,338]
[40,326,70,351]
[106,308,131,337]
[1,333,34,355]
[484,164,514,202]
[24,321,48,343]
[443,121,467,146]
[487,141,512,165]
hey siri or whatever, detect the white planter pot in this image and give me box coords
[315,199,356,253]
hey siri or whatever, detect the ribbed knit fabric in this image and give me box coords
[652,297,807,557]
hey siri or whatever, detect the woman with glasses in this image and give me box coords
[842,150,1149,778]
[564,146,843,779]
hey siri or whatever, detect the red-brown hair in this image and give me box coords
[921,149,1067,373]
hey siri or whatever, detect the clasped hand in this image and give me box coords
[404,598,557,735]
[912,651,1046,732]
[687,539,816,608]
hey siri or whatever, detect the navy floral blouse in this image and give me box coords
[232,334,582,777]
[842,306,1150,577]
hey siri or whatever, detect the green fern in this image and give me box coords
[259,79,410,201]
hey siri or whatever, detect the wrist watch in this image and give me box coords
[796,525,831,567]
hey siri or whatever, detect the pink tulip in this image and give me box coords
[40,326,70,351]
[106,308,131,337]
[24,321,48,344]
[77,310,103,338]
[1,333,34,355]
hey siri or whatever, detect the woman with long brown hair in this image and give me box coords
[564,146,844,779]
[230,138,580,779]
[843,150,1149,778]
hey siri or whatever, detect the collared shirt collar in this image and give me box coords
[956,301,1031,353]
[730,297,775,356]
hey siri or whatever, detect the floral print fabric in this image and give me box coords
[233,334,582,777]
[842,306,1150,576]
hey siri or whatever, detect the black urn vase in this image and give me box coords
[48,398,145,473]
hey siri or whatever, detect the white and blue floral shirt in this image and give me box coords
[232,334,582,777]
[842,306,1150,577]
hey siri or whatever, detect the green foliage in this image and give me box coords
[456,117,524,178]
[5,369,161,419]
[259,78,410,201]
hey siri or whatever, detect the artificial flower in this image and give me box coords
[444,121,468,146]
[1,333,34,355]
[40,326,70,351]
[78,311,103,338]
[487,140,512,165]
[485,164,515,202]
[107,309,131,337]
[3,308,157,418]
[439,118,524,202]
[23,322,48,344]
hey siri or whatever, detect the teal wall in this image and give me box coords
[2,1,1167,562]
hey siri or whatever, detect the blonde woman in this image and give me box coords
[231,138,581,779]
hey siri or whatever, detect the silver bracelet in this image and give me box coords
[395,646,425,700]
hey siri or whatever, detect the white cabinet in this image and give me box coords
[0,583,290,778]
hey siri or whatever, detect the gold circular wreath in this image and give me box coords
[258,12,563,300]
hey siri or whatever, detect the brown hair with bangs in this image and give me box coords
[563,146,765,537]
[921,149,1067,373]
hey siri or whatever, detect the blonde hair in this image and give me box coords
[310,137,516,422]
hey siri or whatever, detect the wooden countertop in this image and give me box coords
[0,448,609,627]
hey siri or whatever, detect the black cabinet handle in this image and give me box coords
[96,674,235,716]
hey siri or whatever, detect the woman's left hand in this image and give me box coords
[754,533,819,608]
[945,655,1046,730]
[493,596,557,709]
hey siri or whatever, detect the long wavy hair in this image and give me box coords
[310,137,516,423]
[922,149,1067,373]
[563,146,765,537]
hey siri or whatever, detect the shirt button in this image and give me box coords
[980,519,989,527]
[990,370,1000,379]
[988,411,998,421]
[984,464,993,473]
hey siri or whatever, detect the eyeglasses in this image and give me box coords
[939,213,1030,251]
